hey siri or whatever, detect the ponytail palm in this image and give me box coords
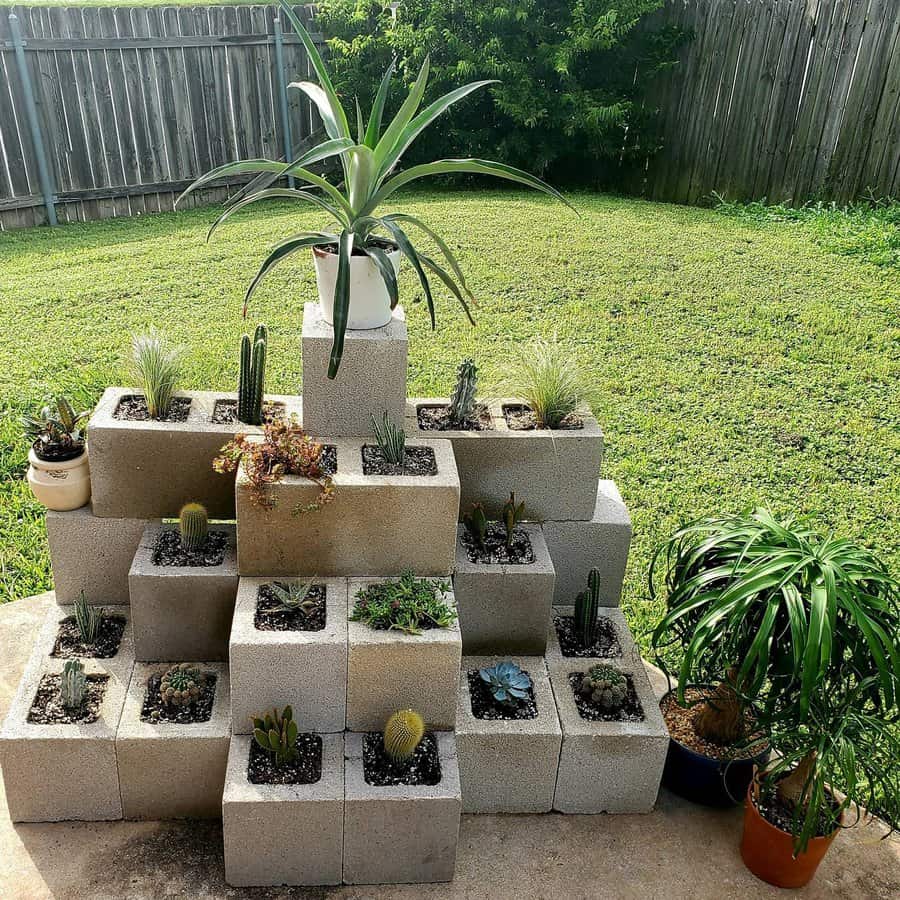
[179,0,570,378]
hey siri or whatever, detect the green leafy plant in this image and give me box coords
[510,338,582,428]
[448,358,478,425]
[501,491,525,549]
[74,590,102,646]
[478,661,532,706]
[371,411,406,465]
[252,706,299,765]
[23,396,89,461]
[574,568,602,649]
[383,708,425,762]
[60,658,86,709]
[179,0,570,379]
[462,502,488,549]
[579,664,627,712]
[268,577,318,615]
[238,323,268,426]
[178,502,208,552]
[130,331,184,419]
[159,663,206,708]
[351,570,455,634]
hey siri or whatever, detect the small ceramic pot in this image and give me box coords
[27,446,91,511]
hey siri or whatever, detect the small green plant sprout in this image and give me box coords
[269,576,318,615]
[159,663,206,707]
[574,567,602,648]
[579,664,627,712]
[74,590,103,645]
[448,358,478,425]
[371,411,406,465]
[478,661,532,706]
[238,323,268,426]
[462,502,488,548]
[501,491,526,549]
[23,396,89,460]
[512,337,581,428]
[252,706,299,765]
[130,331,184,419]
[383,709,425,763]
[60,659,87,709]
[351,571,456,634]
[178,502,209,552]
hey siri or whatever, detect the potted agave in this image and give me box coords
[178,0,569,378]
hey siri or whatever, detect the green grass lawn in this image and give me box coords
[1,189,897,662]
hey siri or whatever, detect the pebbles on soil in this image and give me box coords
[461,523,536,565]
[151,529,228,567]
[51,614,126,659]
[361,445,438,476]
[467,669,538,720]
[113,395,191,422]
[140,672,217,724]
[254,583,326,632]
[416,403,494,432]
[362,732,442,786]
[247,734,323,785]
[27,673,109,725]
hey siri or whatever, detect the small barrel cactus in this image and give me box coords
[574,567,602,647]
[579,664,627,712]
[448,358,478,424]
[178,502,208,552]
[383,709,425,763]
[159,663,205,707]
[60,658,87,709]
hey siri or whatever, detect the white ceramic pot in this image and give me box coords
[313,245,401,330]
[27,446,91,511]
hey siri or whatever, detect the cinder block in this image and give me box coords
[116,661,231,819]
[346,579,461,731]
[456,656,561,813]
[46,503,151,604]
[453,524,555,655]
[406,397,604,521]
[236,438,459,576]
[545,605,641,670]
[88,387,301,518]
[542,480,632,607]
[550,658,668,814]
[129,523,239,661]
[223,733,344,886]
[343,731,461,884]
[229,577,348,733]
[302,302,407,437]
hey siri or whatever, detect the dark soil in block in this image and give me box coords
[417,403,494,432]
[254,583,326,632]
[361,445,437,476]
[211,399,286,425]
[51,614,126,659]
[754,782,840,838]
[140,672,217,724]
[27,673,109,725]
[299,444,337,476]
[363,732,442,786]
[568,672,644,722]
[31,440,84,463]
[151,528,229,567]
[461,523,536,565]
[113,395,192,422]
[247,734,323,786]
[467,669,538,720]
[502,403,583,431]
[553,615,621,658]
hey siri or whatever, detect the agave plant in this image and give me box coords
[178,0,570,379]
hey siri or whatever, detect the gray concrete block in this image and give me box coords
[116,661,231,819]
[46,503,151,604]
[545,605,642,671]
[456,656,561,814]
[453,523,555,655]
[88,387,301,518]
[406,397,604,521]
[346,579,461,731]
[542,479,632,607]
[236,438,459,576]
[343,731,461,884]
[549,658,668,814]
[223,733,344,886]
[229,577,348,734]
[302,302,407,437]
[129,523,239,661]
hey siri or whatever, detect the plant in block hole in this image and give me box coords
[383,709,425,763]
[462,502,488,550]
[269,577,318,616]
[60,659,87,710]
[130,331,184,420]
[74,590,102,646]
[574,568,602,648]
[237,324,268,426]
[579,664,627,713]
[371,411,406,465]
[351,570,455,634]
[178,502,209,552]
[479,661,532,707]
[159,664,206,708]
[448,358,478,425]
[23,396,89,462]
[501,491,525,550]
[178,0,570,379]
[510,338,582,428]
[252,706,299,765]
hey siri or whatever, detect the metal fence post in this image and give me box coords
[273,15,295,188]
[8,14,57,226]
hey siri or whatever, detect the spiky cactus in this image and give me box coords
[159,663,205,707]
[501,491,525,549]
[252,705,299,764]
[60,659,87,709]
[238,323,268,426]
[448,358,478,425]
[178,502,208,552]
[74,590,102,645]
[383,709,425,763]
[463,502,488,548]
[579,664,627,712]
[574,567,602,647]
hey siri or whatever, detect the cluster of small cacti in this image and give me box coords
[479,661,532,706]
[501,491,525,548]
[579,664,627,712]
[383,709,425,763]
[269,578,318,615]
[252,706,299,765]
[448,358,478,425]
[371,411,406,465]
[574,567,602,647]
[60,659,87,709]
[74,590,102,645]
[462,502,488,548]
[178,502,209,552]
[238,324,268,426]
[159,663,205,707]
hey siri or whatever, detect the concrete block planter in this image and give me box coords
[453,523,555,655]
[129,522,239,661]
[236,438,459,576]
[346,578,461,731]
[88,387,301,519]
[302,302,407,437]
[343,731,461,884]
[116,661,231,819]
[542,480,632,607]
[456,656,561,813]
[223,733,344,887]
[550,659,668,814]
[545,605,641,670]
[406,397,603,521]
[229,577,348,734]
[46,503,151,604]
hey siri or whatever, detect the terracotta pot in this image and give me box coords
[27,445,91,511]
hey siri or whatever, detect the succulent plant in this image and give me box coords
[462,502,488,549]
[252,706,299,765]
[60,659,87,709]
[178,502,209,552]
[579,664,627,712]
[23,396,89,460]
[238,323,268,426]
[74,590,102,645]
[478,661,532,706]
[269,577,318,615]
[371,411,406,465]
[383,709,425,763]
[501,491,525,549]
[574,567,602,648]
[159,663,206,707]
[448,358,478,425]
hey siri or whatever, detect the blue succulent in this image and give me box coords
[478,661,533,705]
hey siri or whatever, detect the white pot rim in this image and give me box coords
[28,445,87,470]
[312,242,400,260]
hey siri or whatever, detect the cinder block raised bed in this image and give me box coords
[229,577,348,734]
[343,731,461,884]
[406,397,604,521]
[223,733,344,887]
[236,438,459,576]
[453,523,555,655]
[346,578,461,731]
[456,656,561,813]
[116,661,231,819]
[88,387,301,519]
[129,522,239,661]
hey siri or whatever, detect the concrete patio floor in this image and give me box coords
[1,592,897,900]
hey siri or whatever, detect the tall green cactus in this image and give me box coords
[238,323,268,425]
[60,659,87,709]
[448,357,478,424]
[574,567,602,647]
[179,502,208,552]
